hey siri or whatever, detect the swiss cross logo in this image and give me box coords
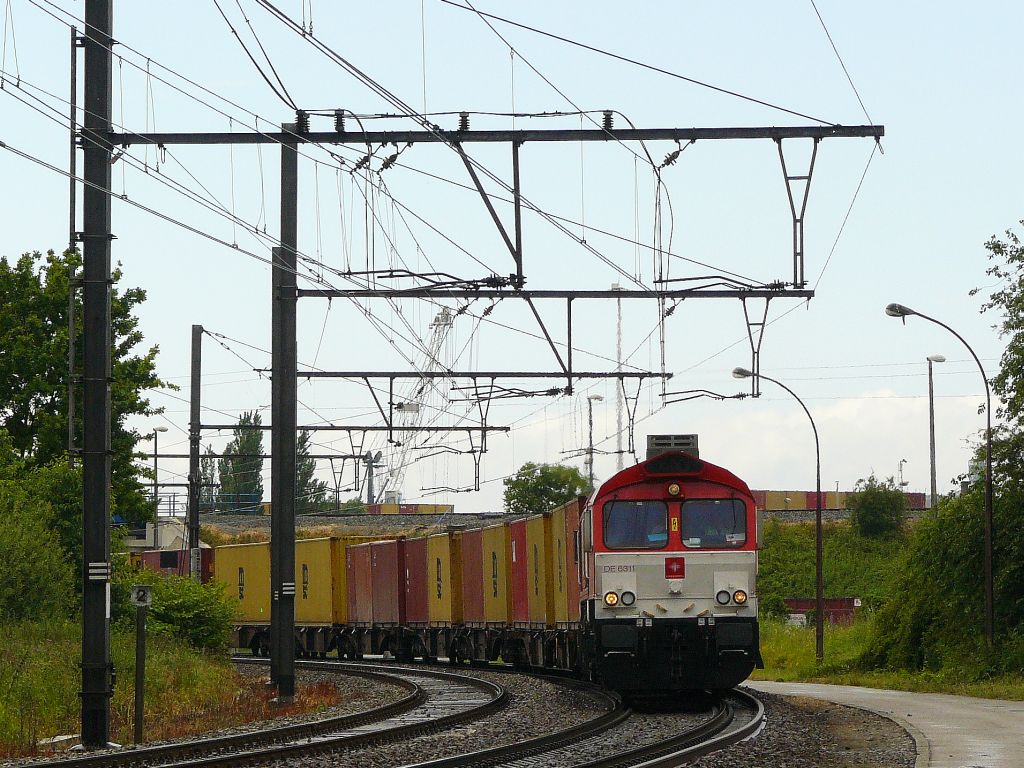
[664,557,685,579]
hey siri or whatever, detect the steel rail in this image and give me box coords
[29,660,503,768]
[617,689,765,768]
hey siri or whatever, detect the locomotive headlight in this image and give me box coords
[733,589,748,605]
[667,483,681,496]
[715,589,732,606]
[620,591,636,606]
[603,591,619,607]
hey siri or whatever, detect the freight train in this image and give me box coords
[146,440,764,693]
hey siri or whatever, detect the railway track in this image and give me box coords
[397,688,762,768]
[28,657,762,768]
[25,659,506,768]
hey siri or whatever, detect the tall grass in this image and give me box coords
[753,617,1024,699]
[0,621,339,756]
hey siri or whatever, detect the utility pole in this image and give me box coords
[80,0,113,748]
[927,354,946,507]
[269,124,298,701]
[67,25,78,469]
[612,283,624,471]
[587,394,603,489]
[188,325,203,578]
[365,450,383,505]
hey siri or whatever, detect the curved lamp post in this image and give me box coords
[734,366,824,662]
[886,302,994,647]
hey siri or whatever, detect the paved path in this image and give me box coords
[748,681,1024,768]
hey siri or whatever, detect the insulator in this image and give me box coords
[334,110,345,132]
[602,110,613,131]
[459,111,470,132]
[296,109,310,134]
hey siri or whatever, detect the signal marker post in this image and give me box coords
[130,585,153,745]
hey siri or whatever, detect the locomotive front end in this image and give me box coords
[580,448,763,693]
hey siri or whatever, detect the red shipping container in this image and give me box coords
[509,519,530,624]
[562,498,583,622]
[907,492,926,510]
[806,491,825,510]
[371,539,406,625]
[460,528,484,625]
[752,490,768,510]
[140,549,214,582]
[404,537,429,625]
[346,543,373,625]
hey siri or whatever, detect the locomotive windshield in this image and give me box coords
[680,499,746,548]
[603,500,668,549]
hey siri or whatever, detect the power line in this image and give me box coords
[809,0,873,124]
[438,0,837,126]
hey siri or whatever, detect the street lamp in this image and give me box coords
[885,302,994,647]
[587,395,604,490]
[733,366,824,662]
[898,458,908,488]
[147,427,169,549]
[927,354,946,508]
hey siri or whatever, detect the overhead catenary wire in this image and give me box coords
[28,0,764,295]
[809,0,873,125]
[438,0,838,126]
[212,0,298,110]
[20,0,859,501]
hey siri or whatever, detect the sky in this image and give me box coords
[1,1,1020,514]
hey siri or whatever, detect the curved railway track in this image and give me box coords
[26,660,506,768]
[28,657,762,768]
[398,686,762,768]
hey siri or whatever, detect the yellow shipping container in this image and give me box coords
[295,538,335,625]
[481,523,511,625]
[525,515,549,625]
[546,506,569,624]
[427,532,463,625]
[765,491,788,511]
[214,542,270,624]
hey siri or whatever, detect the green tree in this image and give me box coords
[503,462,588,516]
[217,411,264,512]
[0,249,167,525]
[296,429,328,514]
[338,495,367,514]
[199,445,218,511]
[846,474,906,537]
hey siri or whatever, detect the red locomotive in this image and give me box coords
[578,436,763,691]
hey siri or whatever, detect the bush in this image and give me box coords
[757,518,905,618]
[861,484,1024,677]
[847,474,907,538]
[112,564,236,652]
[0,476,74,621]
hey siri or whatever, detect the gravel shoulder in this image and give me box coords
[690,687,918,768]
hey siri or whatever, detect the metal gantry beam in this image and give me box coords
[110,125,883,146]
[297,288,814,299]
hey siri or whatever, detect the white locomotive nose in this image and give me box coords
[668,579,683,594]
